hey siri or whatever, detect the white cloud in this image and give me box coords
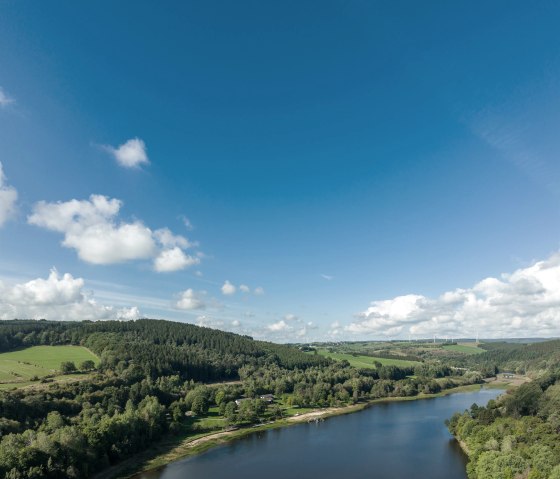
[175,288,206,310]
[268,319,289,332]
[0,87,15,107]
[154,247,199,272]
[321,274,334,281]
[231,319,241,327]
[254,286,265,295]
[154,228,191,249]
[117,306,141,320]
[0,163,18,227]
[104,138,149,168]
[347,252,560,338]
[196,315,224,329]
[0,269,141,321]
[239,284,250,293]
[221,280,236,295]
[28,194,198,272]
[263,315,318,341]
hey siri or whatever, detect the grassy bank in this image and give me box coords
[106,383,501,479]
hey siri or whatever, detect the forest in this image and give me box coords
[447,372,560,479]
[446,342,560,479]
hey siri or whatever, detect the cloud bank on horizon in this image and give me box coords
[0,269,140,322]
[347,252,560,339]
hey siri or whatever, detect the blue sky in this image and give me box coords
[1,1,560,340]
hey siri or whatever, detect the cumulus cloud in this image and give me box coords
[154,228,191,249]
[221,280,236,295]
[0,162,17,227]
[264,314,318,341]
[195,315,224,329]
[268,319,289,332]
[104,138,149,168]
[0,87,15,107]
[221,282,263,296]
[348,252,560,338]
[154,247,199,272]
[28,194,198,272]
[175,288,206,310]
[0,269,141,321]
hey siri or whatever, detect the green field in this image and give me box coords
[0,345,99,384]
[442,344,484,355]
[315,350,420,368]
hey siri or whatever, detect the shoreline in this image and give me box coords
[102,383,499,479]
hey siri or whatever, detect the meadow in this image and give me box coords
[442,343,484,355]
[0,345,99,387]
[314,349,421,368]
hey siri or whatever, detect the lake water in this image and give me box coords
[137,388,501,479]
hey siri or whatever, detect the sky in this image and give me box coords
[1,1,560,341]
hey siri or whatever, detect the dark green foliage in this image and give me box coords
[80,360,95,371]
[453,340,560,376]
[448,368,560,478]
[60,361,77,374]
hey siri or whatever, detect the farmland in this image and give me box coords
[0,345,99,387]
[313,349,421,368]
[442,343,484,355]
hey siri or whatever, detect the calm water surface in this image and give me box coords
[137,388,501,479]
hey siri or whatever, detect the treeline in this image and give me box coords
[0,319,328,382]
[446,369,560,479]
[239,361,482,405]
[452,340,560,376]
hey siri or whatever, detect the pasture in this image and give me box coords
[315,350,420,368]
[0,345,99,385]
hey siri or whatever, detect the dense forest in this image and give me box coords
[445,342,560,479]
[447,371,560,478]
[0,319,484,478]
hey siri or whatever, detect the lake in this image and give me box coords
[137,388,501,479]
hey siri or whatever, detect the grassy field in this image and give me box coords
[0,345,99,385]
[315,350,420,368]
[442,344,484,355]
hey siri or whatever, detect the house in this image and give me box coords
[502,372,515,379]
[259,394,274,403]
